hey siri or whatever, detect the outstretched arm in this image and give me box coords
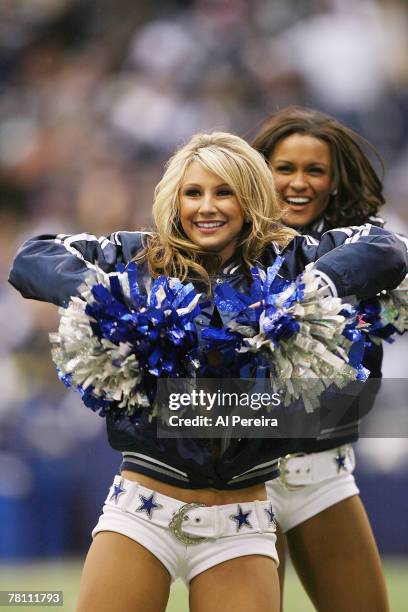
[284,223,407,298]
[9,231,148,307]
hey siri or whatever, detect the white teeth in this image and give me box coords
[195,222,225,228]
[286,197,311,204]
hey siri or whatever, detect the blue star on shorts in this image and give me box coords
[335,451,347,472]
[109,480,126,504]
[136,492,163,519]
[264,503,276,526]
[230,504,252,532]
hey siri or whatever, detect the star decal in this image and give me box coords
[264,503,276,526]
[230,504,252,532]
[136,492,163,519]
[109,479,126,504]
[335,450,347,472]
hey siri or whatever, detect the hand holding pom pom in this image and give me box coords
[213,257,369,412]
[51,258,398,419]
[50,263,202,419]
[357,275,408,344]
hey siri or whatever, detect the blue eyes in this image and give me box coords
[183,189,234,197]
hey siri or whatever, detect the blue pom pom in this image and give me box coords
[52,266,203,418]
[207,260,371,408]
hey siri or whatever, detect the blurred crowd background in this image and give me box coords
[1,0,408,560]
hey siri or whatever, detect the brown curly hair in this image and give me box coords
[251,106,385,228]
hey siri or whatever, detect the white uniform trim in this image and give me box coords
[122,452,188,477]
[266,447,359,532]
[319,420,360,435]
[312,269,338,297]
[325,226,355,237]
[110,231,122,245]
[229,458,280,483]
[344,223,371,244]
[93,476,278,584]
[54,233,122,277]
[303,234,319,246]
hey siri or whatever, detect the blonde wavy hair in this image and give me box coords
[142,132,296,285]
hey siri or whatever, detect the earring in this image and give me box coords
[332,189,338,196]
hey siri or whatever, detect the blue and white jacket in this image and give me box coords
[287,215,387,453]
[9,226,407,489]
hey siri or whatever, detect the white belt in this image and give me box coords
[278,445,355,490]
[105,476,276,545]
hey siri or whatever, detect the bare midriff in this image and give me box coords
[121,470,266,505]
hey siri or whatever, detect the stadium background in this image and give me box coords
[0,0,407,610]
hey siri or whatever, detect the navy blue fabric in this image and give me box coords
[291,216,385,453]
[9,227,407,488]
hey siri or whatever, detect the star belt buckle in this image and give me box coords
[278,453,308,490]
[168,502,209,545]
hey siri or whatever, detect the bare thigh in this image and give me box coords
[286,495,389,612]
[76,532,171,612]
[275,524,286,612]
[189,555,280,612]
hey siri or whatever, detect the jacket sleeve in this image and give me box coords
[285,224,408,298]
[9,231,148,307]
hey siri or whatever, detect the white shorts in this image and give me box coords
[266,446,359,533]
[92,476,278,585]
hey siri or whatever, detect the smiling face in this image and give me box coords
[268,133,333,228]
[179,160,244,263]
